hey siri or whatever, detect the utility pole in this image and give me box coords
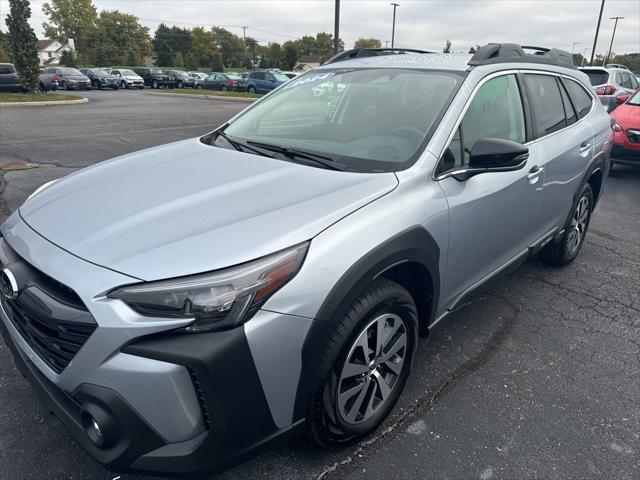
[334,0,340,54]
[590,0,605,66]
[605,16,624,65]
[571,42,580,54]
[390,3,399,48]
[582,47,589,67]
[241,26,248,67]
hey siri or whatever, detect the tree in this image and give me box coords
[212,27,244,67]
[298,35,316,55]
[0,30,11,62]
[468,45,479,54]
[59,49,76,66]
[314,32,342,60]
[210,51,224,72]
[42,0,97,59]
[245,37,258,67]
[354,38,382,49]
[173,52,184,68]
[190,27,217,69]
[153,23,174,66]
[184,52,199,70]
[92,10,151,66]
[5,0,40,92]
[443,39,452,53]
[609,53,640,72]
[282,40,299,70]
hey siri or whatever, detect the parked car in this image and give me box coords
[282,71,299,79]
[0,44,611,476]
[239,70,289,93]
[0,63,60,92]
[610,87,640,169]
[37,68,60,92]
[42,67,91,91]
[196,72,242,91]
[579,65,639,112]
[132,67,174,88]
[80,68,120,90]
[186,71,209,81]
[109,68,144,89]
[165,70,196,88]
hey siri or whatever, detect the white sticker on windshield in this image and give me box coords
[285,72,335,88]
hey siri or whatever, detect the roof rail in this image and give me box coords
[468,43,577,70]
[604,63,629,70]
[322,48,434,66]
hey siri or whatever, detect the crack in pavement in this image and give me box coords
[318,293,521,479]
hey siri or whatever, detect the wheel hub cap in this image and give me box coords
[567,195,590,254]
[337,313,407,425]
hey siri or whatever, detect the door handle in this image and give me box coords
[527,165,544,184]
[579,143,591,154]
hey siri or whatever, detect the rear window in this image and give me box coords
[563,79,593,118]
[61,68,82,76]
[524,74,567,137]
[0,64,15,74]
[581,69,609,86]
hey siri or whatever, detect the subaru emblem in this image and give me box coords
[0,267,19,300]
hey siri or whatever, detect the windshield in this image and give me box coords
[226,73,242,80]
[273,72,290,82]
[219,68,463,172]
[628,89,640,106]
[151,68,164,75]
[61,68,83,76]
[582,69,610,86]
[120,69,136,76]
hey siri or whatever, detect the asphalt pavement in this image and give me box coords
[0,89,638,480]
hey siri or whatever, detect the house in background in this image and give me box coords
[37,39,75,65]
[293,55,322,72]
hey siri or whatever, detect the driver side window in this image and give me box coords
[440,74,526,174]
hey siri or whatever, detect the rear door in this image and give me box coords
[436,73,545,309]
[522,73,594,234]
[0,64,20,91]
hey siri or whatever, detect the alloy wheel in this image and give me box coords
[567,195,590,254]
[337,313,407,425]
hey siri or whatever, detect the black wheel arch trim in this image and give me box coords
[292,226,440,421]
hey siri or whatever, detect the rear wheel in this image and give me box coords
[247,85,256,94]
[177,80,183,88]
[540,183,593,266]
[152,79,159,89]
[221,85,228,92]
[307,278,417,446]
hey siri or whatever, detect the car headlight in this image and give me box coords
[108,242,309,332]
[612,123,623,133]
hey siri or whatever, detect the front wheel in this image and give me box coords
[152,80,159,89]
[121,80,127,89]
[540,183,593,266]
[307,278,417,446]
[247,86,256,94]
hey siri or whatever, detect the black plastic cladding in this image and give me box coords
[469,43,577,69]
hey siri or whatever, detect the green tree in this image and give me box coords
[210,51,224,72]
[190,26,217,68]
[282,40,299,70]
[93,10,151,66]
[0,30,11,62]
[42,0,97,59]
[610,53,640,72]
[443,39,452,53]
[212,27,244,67]
[153,23,174,66]
[314,32,342,60]
[354,38,381,49]
[246,37,258,67]
[59,49,76,66]
[5,0,40,92]
[298,35,316,55]
[184,52,199,70]
[173,52,184,68]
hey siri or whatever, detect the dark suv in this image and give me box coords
[80,68,120,90]
[132,67,174,89]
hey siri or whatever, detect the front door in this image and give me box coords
[436,73,545,309]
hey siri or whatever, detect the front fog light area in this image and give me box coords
[108,242,309,332]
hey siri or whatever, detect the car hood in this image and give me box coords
[20,138,398,281]
[612,103,640,127]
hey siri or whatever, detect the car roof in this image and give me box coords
[315,52,473,72]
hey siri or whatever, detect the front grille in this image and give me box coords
[0,238,96,373]
[627,129,640,144]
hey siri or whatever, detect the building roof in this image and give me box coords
[37,39,58,50]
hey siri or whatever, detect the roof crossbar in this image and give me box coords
[468,43,577,70]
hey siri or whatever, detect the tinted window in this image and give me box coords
[525,74,566,137]
[252,72,265,80]
[618,72,633,89]
[564,79,593,118]
[630,74,639,89]
[559,82,577,126]
[582,69,609,86]
[0,64,15,74]
[440,74,525,173]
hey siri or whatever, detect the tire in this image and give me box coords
[177,81,183,89]
[121,80,127,89]
[540,183,593,267]
[196,84,202,89]
[152,80,158,89]
[247,86,256,94]
[62,81,68,91]
[221,85,228,92]
[307,277,418,447]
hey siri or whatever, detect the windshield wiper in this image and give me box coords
[245,140,348,171]
[216,130,276,158]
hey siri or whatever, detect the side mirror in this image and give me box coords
[616,95,629,105]
[469,138,529,171]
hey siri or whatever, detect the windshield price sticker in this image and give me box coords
[285,72,335,89]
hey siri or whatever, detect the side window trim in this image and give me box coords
[433,70,527,179]
[560,76,596,119]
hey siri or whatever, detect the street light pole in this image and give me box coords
[571,42,580,54]
[605,16,624,65]
[334,0,340,54]
[589,0,605,66]
[241,26,248,67]
[390,3,399,48]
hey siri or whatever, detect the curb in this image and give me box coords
[0,97,89,107]
[147,92,257,103]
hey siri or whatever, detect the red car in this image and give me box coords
[610,87,640,168]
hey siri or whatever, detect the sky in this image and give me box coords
[1,0,639,55]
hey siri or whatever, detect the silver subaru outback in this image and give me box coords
[0,44,612,475]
